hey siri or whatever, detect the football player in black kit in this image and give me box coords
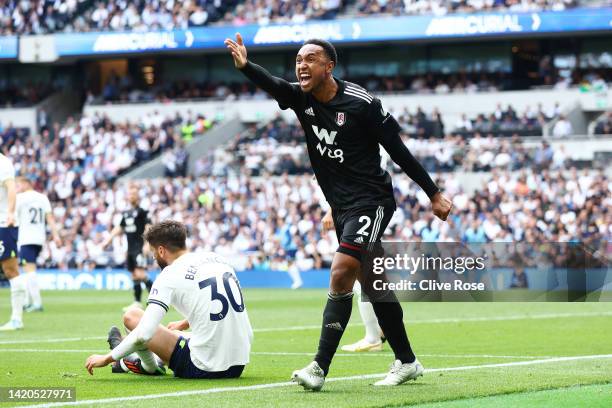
[101,185,153,311]
[225,34,452,390]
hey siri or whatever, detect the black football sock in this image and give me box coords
[314,292,353,376]
[144,279,153,292]
[371,292,416,364]
[133,280,142,302]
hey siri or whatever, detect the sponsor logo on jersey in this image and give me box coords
[311,125,344,163]
[354,236,364,244]
[335,112,346,126]
[305,107,315,116]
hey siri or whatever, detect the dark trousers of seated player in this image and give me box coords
[127,252,153,302]
[314,205,416,376]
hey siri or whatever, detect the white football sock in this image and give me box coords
[136,348,158,373]
[354,281,382,344]
[9,274,26,322]
[26,272,42,307]
[287,265,303,287]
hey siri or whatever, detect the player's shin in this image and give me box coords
[133,279,142,302]
[371,291,416,364]
[9,274,26,322]
[136,348,159,374]
[314,292,353,375]
[354,281,382,344]
[26,271,42,307]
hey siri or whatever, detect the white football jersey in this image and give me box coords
[16,190,52,246]
[0,154,15,228]
[148,251,253,372]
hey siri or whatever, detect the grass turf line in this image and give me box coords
[0,289,610,407]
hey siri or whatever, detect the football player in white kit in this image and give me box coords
[15,177,61,312]
[85,220,253,379]
[0,154,25,331]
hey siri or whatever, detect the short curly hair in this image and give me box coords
[302,38,337,67]
[143,220,187,251]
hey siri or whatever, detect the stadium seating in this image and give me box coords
[10,108,606,272]
[354,0,580,16]
[0,0,595,35]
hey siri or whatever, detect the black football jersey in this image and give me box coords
[277,79,397,210]
[120,207,150,254]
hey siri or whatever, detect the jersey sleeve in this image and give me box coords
[239,61,302,110]
[0,160,15,183]
[147,270,174,312]
[144,209,151,225]
[367,98,440,198]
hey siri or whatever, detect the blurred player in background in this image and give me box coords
[0,154,24,331]
[101,185,153,311]
[15,176,61,312]
[226,33,452,389]
[85,220,253,379]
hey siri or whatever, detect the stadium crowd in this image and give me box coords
[2,108,607,272]
[594,112,612,135]
[2,109,214,192]
[201,106,570,177]
[29,166,610,274]
[0,0,590,35]
[355,0,580,16]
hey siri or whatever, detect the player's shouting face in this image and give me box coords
[295,44,334,93]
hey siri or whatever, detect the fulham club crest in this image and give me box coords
[335,112,346,126]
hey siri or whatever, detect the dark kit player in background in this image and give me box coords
[101,185,153,311]
[225,34,452,390]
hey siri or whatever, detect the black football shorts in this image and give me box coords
[332,205,394,261]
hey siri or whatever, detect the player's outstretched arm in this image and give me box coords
[224,33,299,108]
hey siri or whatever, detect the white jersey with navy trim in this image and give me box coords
[0,154,15,228]
[148,251,253,372]
[16,190,52,246]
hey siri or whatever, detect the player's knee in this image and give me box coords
[123,308,143,330]
[330,263,357,293]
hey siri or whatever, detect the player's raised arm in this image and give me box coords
[224,33,299,109]
[368,99,452,221]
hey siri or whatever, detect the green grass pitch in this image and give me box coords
[0,289,611,407]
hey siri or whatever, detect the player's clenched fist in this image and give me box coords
[430,192,452,221]
[224,33,248,69]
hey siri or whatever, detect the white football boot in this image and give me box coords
[0,319,24,331]
[291,361,325,391]
[373,359,424,386]
[341,337,383,352]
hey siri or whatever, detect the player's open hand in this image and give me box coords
[322,210,334,232]
[224,33,248,69]
[167,319,189,331]
[430,192,452,221]
[85,354,113,375]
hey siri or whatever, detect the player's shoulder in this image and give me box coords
[0,154,14,171]
[341,80,375,106]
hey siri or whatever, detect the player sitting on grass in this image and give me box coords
[85,220,253,379]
